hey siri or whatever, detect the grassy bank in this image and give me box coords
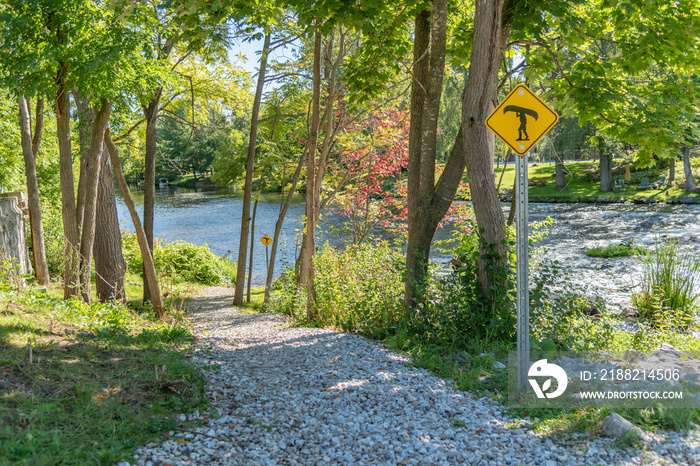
[0,235,238,464]
[0,284,207,465]
[489,161,698,202]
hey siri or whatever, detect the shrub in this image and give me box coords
[40,197,67,278]
[269,241,405,339]
[632,235,700,328]
[121,232,236,285]
[413,218,612,350]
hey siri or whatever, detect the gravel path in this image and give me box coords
[127,286,700,466]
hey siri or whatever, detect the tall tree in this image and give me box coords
[234,31,271,306]
[105,131,165,318]
[17,96,50,286]
[298,23,323,319]
[94,143,126,302]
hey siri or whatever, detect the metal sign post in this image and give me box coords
[515,154,530,392]
[260,234,272,277]
[484,84,558,393]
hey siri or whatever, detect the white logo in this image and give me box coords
[528,359,568,399]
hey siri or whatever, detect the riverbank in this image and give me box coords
[492,161,700,204]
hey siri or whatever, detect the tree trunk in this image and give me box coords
[669,157,675,183]
[73,90,92,231]
[404,9,431,306]
[298,24,323,320]
[263,150,305,308]
[55,62,80,299]
[31,98,44,157]
[682,146,696,191]
[18,95,49,286]
[462,0,508,295]
[78,99,111,303]
[105,130,165,319]
[94,142,126,302]
[247,188,260,302]
[234,32,271,306]
[142,90,161,303]
[404,0,450,305]
[555,157,566,190]
[599,149,612,192]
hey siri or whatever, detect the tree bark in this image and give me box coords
[463,0,508,295]
[599,149,612,192]
[72,90,92,231]
[247,187,260,302]
[263,150,305,308]
[404,9,431,305]
[105,131,165,319]
[669,157,675,183]
[18,95,49,286]
[142,89,161,303]
[234,32,271,306]
[31,98,44,157]
[78,99,111,303]
[94,142,126,302]
[555,157,566,190]
[298,24,323,320]
[682,146,696,191]
[55,61,80,299]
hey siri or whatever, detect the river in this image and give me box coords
[116,187,700,310]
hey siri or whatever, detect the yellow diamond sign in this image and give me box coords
[485,84,558,156]
[260,234,272,246]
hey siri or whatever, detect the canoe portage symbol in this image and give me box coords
[504,105,538,141]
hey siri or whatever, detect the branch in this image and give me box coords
[264,72,312,83]
[258,113,305,123]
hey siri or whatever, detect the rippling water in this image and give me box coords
[116,187,700,307]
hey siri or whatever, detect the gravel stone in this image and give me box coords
[130,286,700,465]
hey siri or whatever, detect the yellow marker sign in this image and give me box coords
[260,234,272,246]
[485,84,558,156]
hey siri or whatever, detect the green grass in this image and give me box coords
[632,236,700,328]
[586,244,645,258]
[0,285,206,465]
[488,161,693,202]
[236,286,266,313]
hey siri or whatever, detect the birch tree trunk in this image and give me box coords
[18,96,49,286]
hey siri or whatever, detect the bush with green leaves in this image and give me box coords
[632,235,700,329]
[121,232,236,286]
[269,241,405,339]
[39,197,66,278]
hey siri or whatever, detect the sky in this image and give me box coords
[227,35,299,91]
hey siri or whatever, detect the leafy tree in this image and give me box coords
[158,106,240,180]
[526,0,700,169]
